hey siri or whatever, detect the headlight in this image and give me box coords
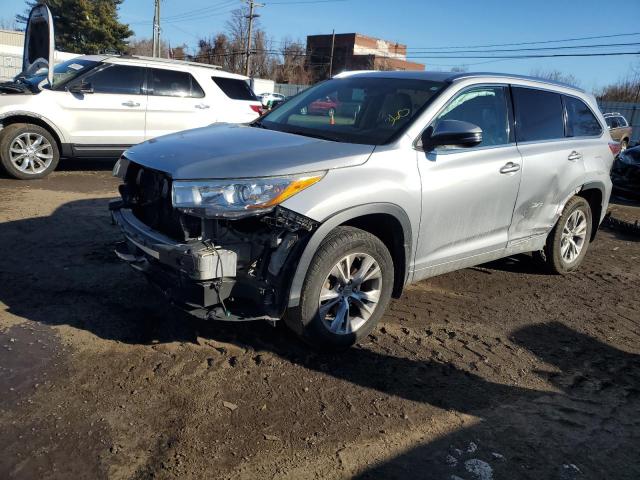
[172,172,325,218]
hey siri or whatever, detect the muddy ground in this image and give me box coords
[0,161,639,480]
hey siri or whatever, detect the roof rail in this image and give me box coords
[117,54,222,70]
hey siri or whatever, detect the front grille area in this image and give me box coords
[119,161,201,241]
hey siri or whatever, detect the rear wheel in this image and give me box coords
[285,226,394,350]
[0,123,59,179]
[535,196,593,274]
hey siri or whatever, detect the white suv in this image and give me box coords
[0,5,261,179]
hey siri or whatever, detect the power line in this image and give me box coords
[405,31,640,50]
[405,41,640,55]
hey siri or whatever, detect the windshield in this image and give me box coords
[20,58,99,89]
[258,77,446,145]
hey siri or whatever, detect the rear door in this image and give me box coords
[144,66,213,140]
[58,63,147,151]
[508,87,593,242]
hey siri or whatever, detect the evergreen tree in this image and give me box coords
[17,0,132,54]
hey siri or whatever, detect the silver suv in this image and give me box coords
[111,71,615,349]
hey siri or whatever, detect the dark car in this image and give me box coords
[611,145,640,198]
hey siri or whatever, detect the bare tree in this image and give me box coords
[530,69,580,87]
[128,38,168,57]
[597,74,640,103]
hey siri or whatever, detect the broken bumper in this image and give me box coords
[110,201,243,317]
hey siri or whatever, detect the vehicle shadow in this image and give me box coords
[1,199,638,478]
[57,157,118,172]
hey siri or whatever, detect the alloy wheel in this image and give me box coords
[9,132,54,175]
[560,209,588,263]
[318,253,382,335]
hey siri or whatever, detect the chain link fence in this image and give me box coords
[598,101,640,146]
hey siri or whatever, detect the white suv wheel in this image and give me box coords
[9,132,54,175]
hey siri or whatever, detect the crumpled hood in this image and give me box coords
[124,124,374,179]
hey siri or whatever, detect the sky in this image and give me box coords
[3,0,639,92]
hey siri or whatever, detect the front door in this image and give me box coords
[58,63,147,151]
[414,85,522,276]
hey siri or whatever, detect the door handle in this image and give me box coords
[195,103,210,109]
[567,151,583,161]
[122,101,140,107]
[499,162,521,174]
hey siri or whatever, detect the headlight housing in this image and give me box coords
[171,172,325,218]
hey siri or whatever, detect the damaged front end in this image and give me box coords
[109,158,319,321]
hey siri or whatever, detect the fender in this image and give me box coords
[287,202,413,308]
[0,110,68,145]
[580,180,608,222]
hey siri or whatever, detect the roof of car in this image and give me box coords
[75,54,249,80]
[333,70,585,93]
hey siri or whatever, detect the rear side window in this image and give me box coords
[149,68,204,98]
[212,77,257,100]
[617,116,628,127]
[84,64,145,95]
[564,96,602,137]
[512,87,564,142]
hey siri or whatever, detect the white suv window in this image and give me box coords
[148,68,205,98]
[82,64,145,95]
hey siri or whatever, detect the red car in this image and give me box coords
[305,95,340,116]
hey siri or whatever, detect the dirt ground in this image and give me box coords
[1,161,639,480]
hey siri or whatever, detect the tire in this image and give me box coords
[285,226,394,350]
[0,123,60,179]
[535,196,593,274]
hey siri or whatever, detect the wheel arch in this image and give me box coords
[0,112,67,155]
[287,203,412,308]
[578,182,605,241]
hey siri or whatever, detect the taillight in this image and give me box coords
[250,104,262,114]
[609,142,621,157]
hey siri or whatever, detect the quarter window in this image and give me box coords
[564,96,602,137]
[83,64,145,95]
[149,68,204,98]
[512,87,564,142]
[212,77,257,100]
[432,86,510,147]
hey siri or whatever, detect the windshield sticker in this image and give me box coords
[68,63,84,71]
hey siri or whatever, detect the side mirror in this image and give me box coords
[420,119,483,151]
[68,81,94,94]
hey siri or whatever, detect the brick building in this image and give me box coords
[306,33,424,82]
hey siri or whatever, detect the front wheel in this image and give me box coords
[285,226,394,350]
[0,123,60,179]
[535,196,593,274]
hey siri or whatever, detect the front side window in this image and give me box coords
[617,116,628,127]
[512,87,564,142]
[564,96,602,137]
[259,77,445,145]
[83,64,145,95]
[149,68,204,98]
[431,86,510,148]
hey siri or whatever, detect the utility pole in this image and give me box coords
[152,0,161,58]
[328,29,336,78]
[244,0,264,77]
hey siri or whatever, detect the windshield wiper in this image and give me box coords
[250,120,267,129]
